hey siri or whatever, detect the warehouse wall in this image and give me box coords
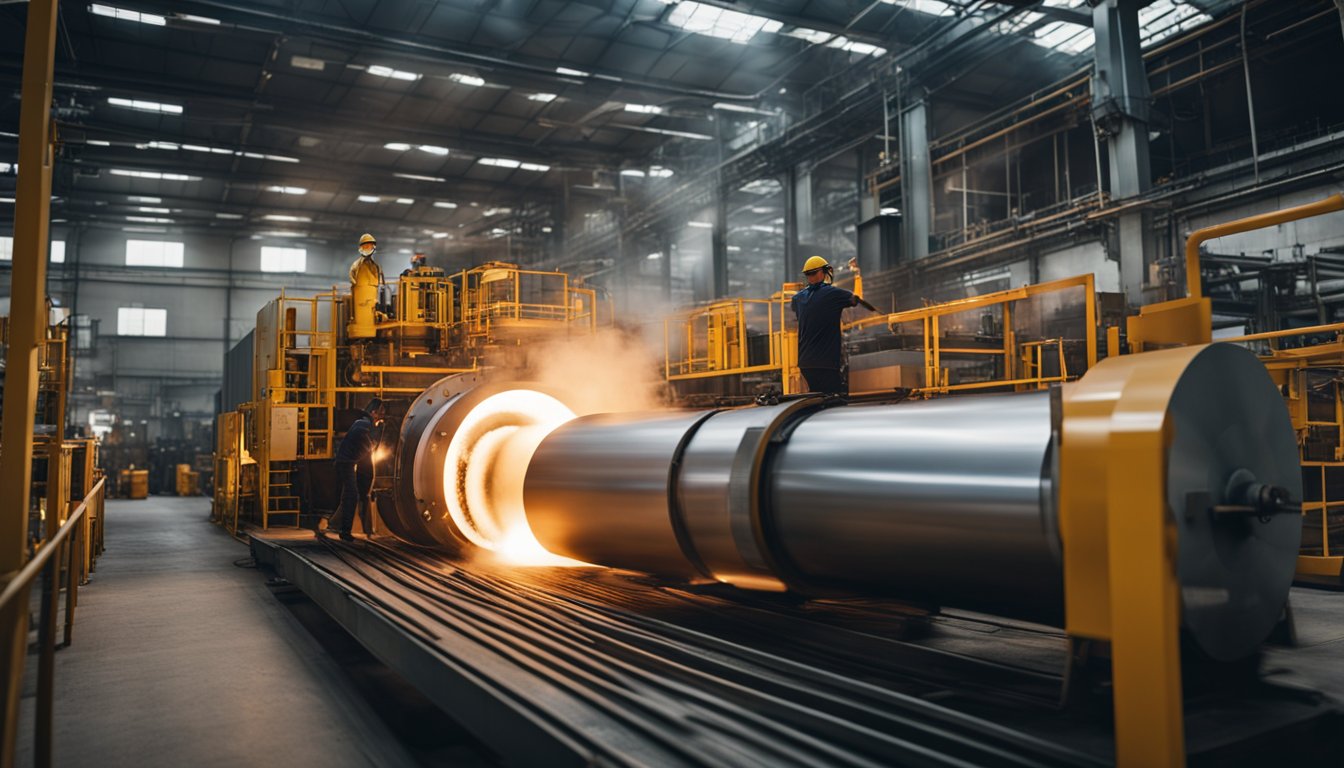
[0,226,356,439]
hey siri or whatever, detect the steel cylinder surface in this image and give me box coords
[767,392,1061,622]
[524,410,713,579]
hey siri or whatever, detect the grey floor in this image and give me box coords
[14,497,438,768]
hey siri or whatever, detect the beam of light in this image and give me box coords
[442,389,588,566]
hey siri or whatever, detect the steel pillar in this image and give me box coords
[1,0,61,763]
[1092,0,1154,303]
[711,188,729,298]
[899,100,931,261]
[783,167,799,280]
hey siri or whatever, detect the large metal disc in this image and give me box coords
[1166,343,1302,661]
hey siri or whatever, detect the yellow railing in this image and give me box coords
[846,273,1098,395]
[0,474,105,768]
[663,287,800,395]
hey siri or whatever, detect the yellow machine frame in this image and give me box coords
[664,285,801,395]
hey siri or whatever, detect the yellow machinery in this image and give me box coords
[213,259,603,534]
[664,273,1099,402]
[663,284,801,401]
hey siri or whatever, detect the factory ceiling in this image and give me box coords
[0,0,1240,250]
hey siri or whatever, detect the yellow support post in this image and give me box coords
[0,1,60,762]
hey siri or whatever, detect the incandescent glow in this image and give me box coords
[441,390,582,565]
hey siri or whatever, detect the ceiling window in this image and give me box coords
[260,246,306,273]
[117,307,167,337]
[51,241,65,263]
[665,2,782,43]
[0,236,11,260]
[126,239,185,267]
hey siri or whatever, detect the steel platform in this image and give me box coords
[250,531,1344,767]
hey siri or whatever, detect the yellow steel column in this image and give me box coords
[0,1,60,762]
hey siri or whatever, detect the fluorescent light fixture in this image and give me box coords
[110,168,199,181]
[418,145,450,156]
[126,216,173,223]
[367,65,421,81]
[291,55,326,71]
[263,214,311,222]
[519,162,550,172]
[0,162,14,173]
[87,139,111,146]
[384,142,412,151]
[395,198,415,204]
[177,13,221,25]
[624,103,663,115]
[827,36,887,57]
[0,198,13,204]
[783,28,835,45]
[628,125,714,141]
[108,97,183,115]
[713,102,768,114]
[432,232,449,239]
[122,226,168,233]
[89,4,165,26]
[687,221,713,229]
[449,73,486,87]
[215,213,243,219]
[666,2,782,43]
[478,157,521,169]
[650,166,674,178]
[357,195,381,203]
[433,201,458,209]
[490,228,509,235]
[647,252,662,260]
[541,226,553,233]
[394,172,447,182]
[528,93,557,102]
[555,67,590,77]
[257,231,306,238]
[880,207,900,215]
[144,141,179,150]
[138,206,171,213]
[266,186,308,195]
[621,169,646,177]
[128,196,161,203]
[483,207,513,216]
[727,245,742,252]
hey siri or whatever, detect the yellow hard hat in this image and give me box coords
[358,233,377,247]
[802,255,829,273]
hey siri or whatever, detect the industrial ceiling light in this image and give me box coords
[395,198,415,205]
[110,168,198,181]
[107,97,183,115]
[290,55,326,71]
[357,195,381,203]
[384,142,413,151]
[87,140,112,146]
[432,232,449,239]
[449,73,486,87]
[519,163,550,172]
[528,93,557,102]
[555,67,589,77]
[263,214,312,223]
[128,196,161,203]
[89,4,165,26]
[137,206,171,214]
[478,158,521,169]
[687,221,713,229]
[433,201,458,209]
[175,13,221,25]
[266,185,308,195]
[215,213,243,219]
[394,172,447,183]
[126,216,173,223]
[623,103,663,115]
[418,145,450,156]
[367,65,422,81]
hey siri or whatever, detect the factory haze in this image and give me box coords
[3,2,1344,768]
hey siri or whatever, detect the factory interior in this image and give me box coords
[4,1,1344,766]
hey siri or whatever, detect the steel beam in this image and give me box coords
[1092,0,1154,304]
[0,0,60,763]
[900,100,931,262]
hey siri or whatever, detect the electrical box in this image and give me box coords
[269,406,299,461]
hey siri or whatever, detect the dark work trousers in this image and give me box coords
[800,367,846,395]
[331,460,373,535]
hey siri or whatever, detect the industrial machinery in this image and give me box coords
[212,257,603,534]
[663,284,802,402]
[357,338,1299,767]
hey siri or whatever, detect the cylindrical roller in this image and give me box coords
[767,392,1061,622]
[525,410,714,579]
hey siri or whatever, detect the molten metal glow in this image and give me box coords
[441,389,583,565]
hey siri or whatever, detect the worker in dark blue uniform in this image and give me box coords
[325,398,386,541]
[790,256,879,395]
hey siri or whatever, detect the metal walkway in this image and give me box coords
[250,531,1344,768]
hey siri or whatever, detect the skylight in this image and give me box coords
[1032,21,1095,55]
[418,145,450,156]
[89,4,165,26]
[880,0,956,15]
[107,97,182,115]
[1140,0,1211,46]
[666,2,782,44]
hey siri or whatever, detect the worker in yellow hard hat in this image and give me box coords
[790,255,879,395]
[358,232,377,256]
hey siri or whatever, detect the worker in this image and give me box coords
[325,398,387,542]
[790,256,879,395]
[400,251,428,277]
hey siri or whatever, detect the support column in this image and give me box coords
[783,167,799,282]
[1,0,60,761]
[1092,0,1154,304]
[711,188,729,298]
[899,100,931,262]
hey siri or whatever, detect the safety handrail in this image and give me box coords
[0,474,104,768]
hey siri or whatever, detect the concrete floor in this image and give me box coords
[15,496,480,768]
